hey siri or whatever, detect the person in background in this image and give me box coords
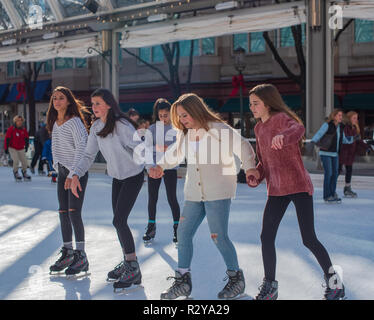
[339,111,370,198]
[41,137,57,183]
[4,115,31,181]
[311,109,354,204]
[31,122,49,175]
[127,108,140,124]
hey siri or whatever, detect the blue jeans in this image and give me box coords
[178,199,240,271]
[320,155,339,199]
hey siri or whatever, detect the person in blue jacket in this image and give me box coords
[42,138,57,183]
[311,109,353,203]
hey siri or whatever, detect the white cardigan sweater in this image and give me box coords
[158,121,256,201]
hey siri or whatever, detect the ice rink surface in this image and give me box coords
[0,167,373,300]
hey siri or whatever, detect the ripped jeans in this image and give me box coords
[178,199,240,271]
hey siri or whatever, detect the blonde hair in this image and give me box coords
[327,109,343,122]
[13,115,24,123]
[346,111,360,135]
[170,93,224,135]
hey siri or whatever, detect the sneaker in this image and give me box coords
[255,278,278,300]
[160,271,192,300]
[218,269,245,299]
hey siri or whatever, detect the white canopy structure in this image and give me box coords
[0,32,100,62]
[120,1,306,48]
[339,0,374,21]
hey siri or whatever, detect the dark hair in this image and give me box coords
[127,108,139,118]
[152,98,171,123]
[46,86,88,133]
[91,88,138,138]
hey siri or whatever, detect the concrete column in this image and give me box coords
[306,0,334,137]
[112,31,120,101]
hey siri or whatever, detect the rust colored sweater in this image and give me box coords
[250,112,314,196]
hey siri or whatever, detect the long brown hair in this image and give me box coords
[152,98,171,123]
[327,109,343,123]
[91,88,138,138]
[249,84,304,147]
[46,86,88,133]
[346,111,360,135]
[170,93,224,135]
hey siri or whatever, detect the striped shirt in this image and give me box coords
[52,117,88,179]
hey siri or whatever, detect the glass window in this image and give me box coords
[355,19,374,43]
[75,58,87,68]
[233,34,248,53]
[250,32,265,53]
[139,47,151,63]
[7,62,15,77]
[152,45,164,63]
[58,0,89,17]
[180,40,199,57]
[280,27,294,47]
[13,0,55,26]
[44,59,53,73]
[55,58,73,70]
[202,38,216,55]
[0,3,14,31]
[114,0,153,8]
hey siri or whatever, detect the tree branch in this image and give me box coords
[121,47,170,84]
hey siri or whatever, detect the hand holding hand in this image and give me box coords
[149,165,164,179]
[64,178,72,190]
[70,175,82,198]
[246,168,260,187]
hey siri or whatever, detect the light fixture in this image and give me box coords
[215,1,238,11]
[147,13,168,22]
[1,39,16,46]
[42,32,59,40]
[84,0,100,14]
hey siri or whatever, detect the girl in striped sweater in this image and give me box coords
[46,86,89,277]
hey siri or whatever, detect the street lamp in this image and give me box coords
[233,47,246,136]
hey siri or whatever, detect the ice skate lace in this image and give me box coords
[222,274,240,293]
[166,275,189,296]
[113,261,125,274]
[119,261,136,280]
[257,281,272,299]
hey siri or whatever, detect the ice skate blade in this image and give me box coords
[113,284,143,294]
[161,295,193,301]
[49,271,66,277]
[144,240,154,246]
[344,195,357,198]
[106,277,120,283]
[222,293,252,300]
[66,271,91,280]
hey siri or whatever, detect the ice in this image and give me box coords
[0,166,373,300]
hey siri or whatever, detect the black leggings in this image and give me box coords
[148,169,180,223]
[112,171,144,255]
[261,192,333,281]
[339,164,353,184]
[57,164,88,246]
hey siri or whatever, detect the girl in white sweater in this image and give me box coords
[150,93,258,300]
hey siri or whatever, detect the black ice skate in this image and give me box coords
[160,271,192,300]
[143,223,156,244]
[49,247,75,275]
[22,170,31,181]
[255,278,278,300]
[107,261,126,282]
[218,269,246,300]
[13,170,23,182]
[173,224,178,247]
[323,273,346,300]
[113,260,142,293]
[344,186,357,198]
[333,193,342,204]
[65,250,90,279]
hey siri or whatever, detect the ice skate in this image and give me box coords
[22,170,31,181]
[113,260,142,293]
[13,170,22,182]
[343,186,357,198]
[143,222,156,245]
[49,247,75,275]
[65,250,90,279]
[254,278,278,300]
[160,271,192,300]
[323,273,346,300]
[107,261,126,282]
[218,269,246,300]
[333,193,342,204]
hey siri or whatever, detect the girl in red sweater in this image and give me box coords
[247,84,345,300]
